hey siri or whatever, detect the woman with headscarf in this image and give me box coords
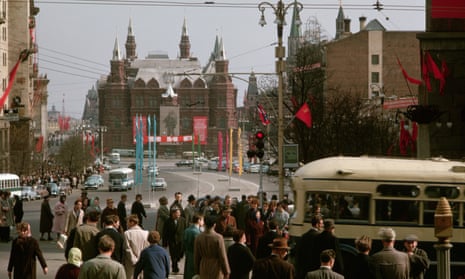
[55,247,82,279]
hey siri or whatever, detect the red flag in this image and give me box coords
[218,131,223,171]
[35,136,43,153]
[295,103,312,128]
[257,104,271,125]
[396,57,421,85]
[0,50,30,107]
[422,51,448,94]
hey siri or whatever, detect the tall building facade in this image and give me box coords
[325,17,420,101]
[0,0,47,174]
[98,19,238,157]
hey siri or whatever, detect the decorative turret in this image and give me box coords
[215,37,229,73]
[112,36,121,61]
[288,0,302,65]
[125,17,137,60]
[179,18,191,59]
[335,2,345,40]
[110,36,125,83]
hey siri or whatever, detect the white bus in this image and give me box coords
[108,168,134,192]
[290,156,465,279]
[0,173,21,196]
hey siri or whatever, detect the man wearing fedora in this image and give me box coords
[251,237,295,279]
[184,195,198,225]
[305,249,343,279]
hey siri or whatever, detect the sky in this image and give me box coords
[34,0,426,119]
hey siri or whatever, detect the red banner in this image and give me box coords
[432,0,465,18]
[193,116,208,145]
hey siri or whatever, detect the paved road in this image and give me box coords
[0,158,290,278]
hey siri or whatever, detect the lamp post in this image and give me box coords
[258,0,302,200]
[96,126,107,165]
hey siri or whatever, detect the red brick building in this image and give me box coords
[98,19,238,158]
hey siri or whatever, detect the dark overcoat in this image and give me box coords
[7,236,47,279]
[39,200,53,233]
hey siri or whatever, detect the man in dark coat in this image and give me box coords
[39,196,54,240]
[95,214,124,263]
[8,222,48,279]
[252,237,294,279]
[228,229,255,279]
[13,195,23,224]
[131,194,147,228]
[296,215,323,279]
[117,194,127,231]
[256,220,280,259]
[163,207,187,273]
[313,219,344,274]
[346,235,375,279]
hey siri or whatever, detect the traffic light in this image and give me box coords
[255,131,265,159]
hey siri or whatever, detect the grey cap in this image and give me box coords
[404,234,419,242]
[378,227,396,241]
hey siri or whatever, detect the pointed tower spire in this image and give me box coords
[179,17,191,59]
[290,0,301,38]
[125,17,137,60]
[113,36,121,61]
[217,37,227,61]
[288,0,302,64]
[335,1,345,39]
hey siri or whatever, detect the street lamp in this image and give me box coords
[96,126,107,164]
[258,0,303,200]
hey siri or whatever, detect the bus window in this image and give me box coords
[376,200,418,223]
[423,200,459,225]
[377,184,420,197]
[425,186,460,199]
[304,192,369,223]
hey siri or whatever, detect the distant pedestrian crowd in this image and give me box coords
[4,190,431,279]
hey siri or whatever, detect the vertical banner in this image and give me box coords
[218,131,223,171]
[132,115,148,144]
[153,114,157,172]
[225,132,229,171]
[229,128,233,176]
[238,128,242,176]
[193,116,208,145]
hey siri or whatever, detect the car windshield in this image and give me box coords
[155,178,164,182]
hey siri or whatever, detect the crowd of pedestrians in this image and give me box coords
[3,188,432,279]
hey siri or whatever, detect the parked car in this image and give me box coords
[84,175,104,190]
[128,163,144,170]
[248,164,270,173]
[46,182,59,197]
[35,185,49,199]
[21,186,38,201]
[176,160,193,167]
[147,165,160,176]
[151,177,167,191]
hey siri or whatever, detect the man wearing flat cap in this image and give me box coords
[251,237,295,279]
[403,234,430,279]
[371,228,410,279]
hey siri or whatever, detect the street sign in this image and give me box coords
[283,144,299,168]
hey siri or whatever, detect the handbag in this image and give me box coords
[56,234,67,249]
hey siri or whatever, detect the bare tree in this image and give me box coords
[56,135,93,173]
